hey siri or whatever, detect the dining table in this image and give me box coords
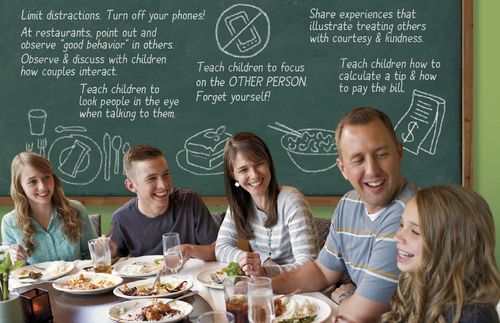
[11,258,337,322]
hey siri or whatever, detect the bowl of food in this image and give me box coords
[281,128,337,173]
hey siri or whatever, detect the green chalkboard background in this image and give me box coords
[0,0,463,198]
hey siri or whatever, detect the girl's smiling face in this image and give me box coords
[394,198,423,273]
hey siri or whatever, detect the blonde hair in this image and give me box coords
[382,185,500,323]
[10,152,82,255]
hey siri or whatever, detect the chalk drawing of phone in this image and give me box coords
[224,11,261,53]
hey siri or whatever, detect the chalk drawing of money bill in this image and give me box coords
[395,90,446,156]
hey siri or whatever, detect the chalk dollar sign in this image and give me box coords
[402,121,419,143]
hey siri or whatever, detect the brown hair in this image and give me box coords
[123,144,164,179]
[335,107,399,158]
[223,132,279,240]
[382,185,500,323]
[10,152,82,255]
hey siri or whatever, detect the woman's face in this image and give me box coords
[232,152,271,202]
[20,165,55,208]
[394,198,423,273]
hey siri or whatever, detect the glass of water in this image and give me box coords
[162,232,183,275]
[248,277,275,323]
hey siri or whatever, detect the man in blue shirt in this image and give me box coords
[272,108,418,322]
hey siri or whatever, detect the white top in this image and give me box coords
[215,186,319,276]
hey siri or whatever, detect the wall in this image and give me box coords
[474,0,500,265]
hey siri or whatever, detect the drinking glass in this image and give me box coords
[88,237,112,273]
[197,311,235,323]
[223,276,252,323]
[162,232,183,275]
[248,277,275,323]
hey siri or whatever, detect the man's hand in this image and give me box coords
[331,283,356,305]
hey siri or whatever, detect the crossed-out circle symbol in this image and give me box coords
[215,4,270,58]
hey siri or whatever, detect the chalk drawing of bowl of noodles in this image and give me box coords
[281,128,337,173]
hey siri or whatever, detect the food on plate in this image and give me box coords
[16,261,69,280]
[217,261,244,277]
[119,260,162,275]
[61,274,115,290]
[119,280,188,296]
[17,269,43,280]
[274,296,318,323]
[116,300,184,321]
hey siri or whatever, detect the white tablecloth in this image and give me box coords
[11,257,337,319]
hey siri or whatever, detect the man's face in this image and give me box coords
[125,156,173,217]
[336,119,404,213]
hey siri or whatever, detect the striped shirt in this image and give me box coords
[318,182,418,304]
[216,186,319,276]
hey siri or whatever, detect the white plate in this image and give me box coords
[113,255,163,277]
[52,272,123,295]
[108,298,193,322]
[11,261,74,282]
[275,295,331,323]
[114,276,193,299]
[195,267,225,290]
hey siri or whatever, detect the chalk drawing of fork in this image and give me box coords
[37,138,47,157]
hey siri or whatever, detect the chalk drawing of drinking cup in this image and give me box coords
[28,109,47,136]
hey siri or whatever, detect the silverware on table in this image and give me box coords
[209,272,223,284]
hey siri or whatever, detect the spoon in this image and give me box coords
[55,125,87,133]
[111,135,122,174]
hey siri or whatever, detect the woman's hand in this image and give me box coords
[239,252,266,277]
[9,244,27,262]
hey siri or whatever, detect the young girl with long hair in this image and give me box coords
[382,185,500,323]
[1,152,97,264]
[215,132,319,277]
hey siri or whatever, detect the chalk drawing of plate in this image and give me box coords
[176,150,223,176]
[48,134,103,185]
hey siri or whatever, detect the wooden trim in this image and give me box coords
[462,0,473,188]
[0,195,341,207]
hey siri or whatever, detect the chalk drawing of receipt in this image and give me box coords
[224,11,261,53]
[395,90,446,155]
[48,134,102,185]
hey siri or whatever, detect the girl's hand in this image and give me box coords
[10,244,27,262]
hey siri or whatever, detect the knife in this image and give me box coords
[103,133,111,181]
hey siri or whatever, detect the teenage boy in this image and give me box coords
[272,108,418,322]
[110,144,219,261]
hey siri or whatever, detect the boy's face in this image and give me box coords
[125,156,173,217]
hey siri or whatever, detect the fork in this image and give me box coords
[37,138,47,157]
[25,142,33,151]
[209,272,223,284]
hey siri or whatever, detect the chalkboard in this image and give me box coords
[0,0,472,203]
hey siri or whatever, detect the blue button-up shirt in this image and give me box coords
[1,200,97,264]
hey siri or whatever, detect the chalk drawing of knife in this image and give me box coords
[55,125,87,133]
[103,133,111,181]
[112,135,122,175]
